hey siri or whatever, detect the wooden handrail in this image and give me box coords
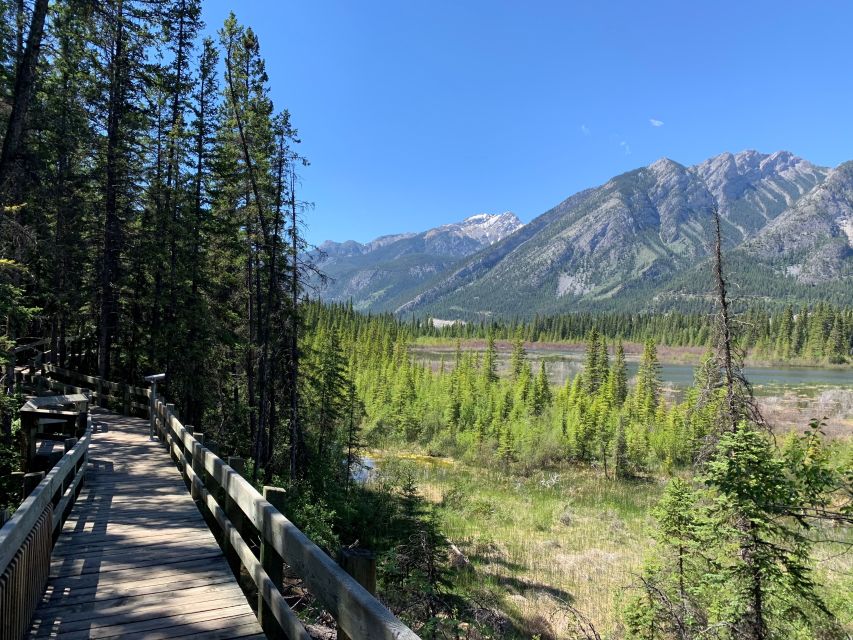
[6,337,49,356]
[0,424,91,573]
[0,425,91,640]
[39,364,149,415]
[29,366,420,640]
[153,397,419,640]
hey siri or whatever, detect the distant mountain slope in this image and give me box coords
[397,151,845,317]
[694,150,827,238]
[311,212,523,311]
[315,150,853,318]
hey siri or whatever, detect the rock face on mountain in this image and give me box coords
[694,150,827,238]
[311,212,523,311]
[316,151,853,317]
[742,161,853,283]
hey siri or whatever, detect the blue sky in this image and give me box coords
[200,1,853,246]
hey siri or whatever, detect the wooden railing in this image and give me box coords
[150,392,419,640]
[39,364,150,416]
[29,367,419,640]
[0,424,91,640]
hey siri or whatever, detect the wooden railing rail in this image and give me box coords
[40,364,149,415]
[151,393,419,640]
[0,424,91,640]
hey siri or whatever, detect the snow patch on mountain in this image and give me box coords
[425,212,523,245]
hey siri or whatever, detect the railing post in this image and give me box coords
[223,456,245,576]
[260,486,288,639]
[123,385,130,416]
[62,438,77,488]
[10,472,23,502]
[337,548,378,640]
[144,374,165,439]
[165,403,176,460]
[190,440,204,502]
[148,382,157,438]
[23,472,45,499]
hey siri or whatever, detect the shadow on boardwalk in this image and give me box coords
[28,409,265,639]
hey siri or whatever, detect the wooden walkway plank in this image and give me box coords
[28,409,264,639]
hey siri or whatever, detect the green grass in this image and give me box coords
[368,447,853,638]
[369,453,665,637]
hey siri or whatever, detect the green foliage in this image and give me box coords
[410,304,853,366]
[625,421,851,639]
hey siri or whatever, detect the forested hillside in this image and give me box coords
[395,303,853,365]
[310,212,523,312]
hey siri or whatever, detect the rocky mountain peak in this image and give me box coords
[648,157,685,174]
[429,211,523,245]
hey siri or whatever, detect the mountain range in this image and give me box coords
[312,151,853,318]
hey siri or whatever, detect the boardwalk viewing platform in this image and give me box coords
[0,361,419,640]
[30,409,265,639]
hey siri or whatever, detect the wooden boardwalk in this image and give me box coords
[27,409,265,639]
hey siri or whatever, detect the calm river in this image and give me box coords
[411,346,852,396]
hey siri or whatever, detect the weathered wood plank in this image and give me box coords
[28,409,262,639]
[29,606,253,639]
[38,575,237,609]
[33,585,245,622]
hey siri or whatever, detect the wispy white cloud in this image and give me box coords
[580,124,591,136]
[620,140,631,155]
[649,118,664,127]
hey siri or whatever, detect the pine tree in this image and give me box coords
[531,360,551,415]
[624,478,706,639]
[482,330,498,384]
[509,329,526,380]
[634,339,661,422]
[608,340,628,406]
[583,328,604,394]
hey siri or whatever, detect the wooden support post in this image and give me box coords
[23,471,45,499]
[193,433,206,491]
[10,472,24,502]
[62,438,78,493]
[122,385,130,415]
[337,548,378,640]
[191,441,205,502]
[223,456,245,576]
[165,403,175,434]
[20,412,37,472]
[227,456,244,475]
[148,382,157,438]
[260,486,288,639]
[96,377,103,408]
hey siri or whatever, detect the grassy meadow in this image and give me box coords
[369,442,853,639]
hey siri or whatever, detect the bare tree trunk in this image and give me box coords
[163,1,189,381]
[288,168,304,481]
[224,34,269,479]
[712,206,736,429]
[0,0,50,192]
[99,0,126,384]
